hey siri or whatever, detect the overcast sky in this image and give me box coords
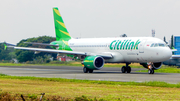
[0,0,180,44]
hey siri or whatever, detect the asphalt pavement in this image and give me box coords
[0,66,180,84]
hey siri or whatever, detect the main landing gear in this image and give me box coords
[121,63,131,73]
[83,67,94,73]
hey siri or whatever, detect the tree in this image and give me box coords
[15,36,56,62]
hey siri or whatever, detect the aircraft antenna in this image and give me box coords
[152,29,155,37]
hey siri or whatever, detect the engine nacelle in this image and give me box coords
[140,62,162,70]
[152,62,162,70]
[83,56,104,70]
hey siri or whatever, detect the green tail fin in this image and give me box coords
[53,7,71,41]
[4,44,7,50]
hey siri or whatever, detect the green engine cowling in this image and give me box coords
[83,56,104,70]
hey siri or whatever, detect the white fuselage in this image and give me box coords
[68,37,172,63]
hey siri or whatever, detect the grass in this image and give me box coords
[0,63,31,66]
[0,62,144,68]
[1,75,180,88]
[1,63,180,100]
[0,74,180,100]
[137,65,180,73]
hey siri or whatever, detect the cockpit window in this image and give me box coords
[154,43,158,47]
[150,43,167,47]
[150,43,154,47]
[159,43,165,47]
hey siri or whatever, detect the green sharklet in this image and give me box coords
[4,44,7,50]
[109,39,141,50]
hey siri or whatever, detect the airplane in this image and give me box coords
[7,7,172,74]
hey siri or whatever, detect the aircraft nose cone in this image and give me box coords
[163,48,172,60]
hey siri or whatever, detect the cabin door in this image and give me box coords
[139,40,146,53]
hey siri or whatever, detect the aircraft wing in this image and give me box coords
[14,46,86,55]
[11,46,113,59]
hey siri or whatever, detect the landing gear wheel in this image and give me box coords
[127,66,131,73]
[83,67,88,73]
[151,69,154,74]
[89,69,94,73]
[148,69,151,74]
[148,69,154,74]
[121,66,126,73]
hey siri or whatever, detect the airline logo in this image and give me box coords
[109,40,141,50]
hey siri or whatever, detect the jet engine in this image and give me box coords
[83,56,104,70]
[140,62,162,70]
[152,62,162,70]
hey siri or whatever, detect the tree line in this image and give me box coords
[0,36,57,63]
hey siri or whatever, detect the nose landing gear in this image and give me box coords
[148,69,154,74]
[148,62,154,74]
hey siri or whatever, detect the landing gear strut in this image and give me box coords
[121,63,131,73]
[83,67,94,73]
[148,62,154,74]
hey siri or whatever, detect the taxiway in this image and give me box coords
[0,66,179,84]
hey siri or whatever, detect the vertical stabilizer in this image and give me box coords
[53,7,71,41]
